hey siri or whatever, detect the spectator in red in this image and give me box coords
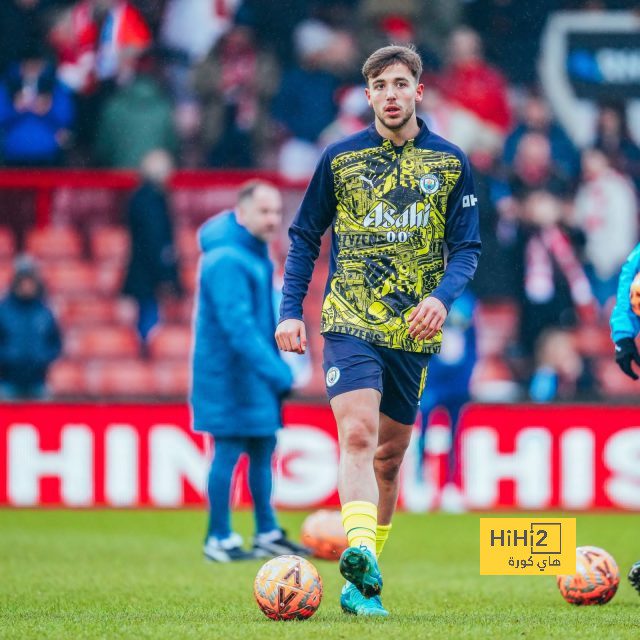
[516,191,596,358]
[93,0,152,86]
[47,0,99,96]
[573,148,638,307]
[437,27,511,154]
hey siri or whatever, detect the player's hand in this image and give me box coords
[615,338,640,380]
[408,297,447,341]
[275,319,307,354]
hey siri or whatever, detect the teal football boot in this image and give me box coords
[340,582,388,617]
[339,546,383,597]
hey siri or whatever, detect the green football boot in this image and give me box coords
[339,546,383,598]
[340,582,388,617]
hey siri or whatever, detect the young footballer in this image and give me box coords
[276,45,481,616]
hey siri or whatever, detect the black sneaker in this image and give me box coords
[203,533,256,562]
[628,560,640,595]
[252,529,310,557]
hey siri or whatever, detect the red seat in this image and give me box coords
[65,326,140,360]
[595,357,639,396]
[85,360,154,396]
[26,225,83,261]
[95,262,124,296]
[475,301,520,357]
[0,260,14,295]
[53,296,137,329]
[42,262,97,296]
[176,226,200,264]
[147,324,192,360]
[152,360,191,396]
[573,324,614,358]
[181,263,199,294]
[0,227,16,260]
[48,360,87,396]
[470,355,520,402]
[159,296,194,324]
[90,225,129,264]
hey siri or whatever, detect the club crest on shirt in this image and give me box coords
[326,366,341,387]
[419,173,440,195]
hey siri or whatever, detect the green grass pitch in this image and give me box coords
[1,510,639,639]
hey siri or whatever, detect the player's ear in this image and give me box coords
[415,83,424,104]
[364,87,372,107]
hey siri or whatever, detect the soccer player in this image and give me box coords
[276,45,481,616]
[611,243,640,380]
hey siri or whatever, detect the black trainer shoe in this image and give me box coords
[628,560,640,595]
[252,529,310,557]
[203,533,256,562]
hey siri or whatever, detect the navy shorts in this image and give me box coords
[322,332,431,425]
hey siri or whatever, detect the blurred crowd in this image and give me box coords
[1,0,640,402]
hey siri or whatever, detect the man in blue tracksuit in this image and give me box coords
[191,180,306,562]
[276,45,481,615]
[611,243,640,380]
[611,243,640,594]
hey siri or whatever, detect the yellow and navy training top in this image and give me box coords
[279,119,482,354]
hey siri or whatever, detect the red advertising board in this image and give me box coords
[1,403,639,510]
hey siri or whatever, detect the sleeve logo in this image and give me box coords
[462,194,478,208]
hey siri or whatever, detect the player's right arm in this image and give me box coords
[275,318,307,354]
[277,150,337,353]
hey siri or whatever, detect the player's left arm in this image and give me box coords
[409,155,481,341]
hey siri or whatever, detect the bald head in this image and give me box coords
[140,149,174,185]
[236,181,283,243]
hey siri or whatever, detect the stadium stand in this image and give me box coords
[0,1,638,403]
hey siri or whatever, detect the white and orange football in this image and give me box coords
[557,546,620,605]
[254,555,322,621]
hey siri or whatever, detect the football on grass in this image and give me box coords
[254,555,323,620]
[557,546,619,605]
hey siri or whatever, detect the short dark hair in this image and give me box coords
[237,179,278,203]
[362,45,422,83]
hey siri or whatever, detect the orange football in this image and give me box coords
[301,510,348,561]
[557,546,619,605]
[254,555,323,621]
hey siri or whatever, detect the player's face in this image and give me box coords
[365,63,423,133]
[237,186,283,243]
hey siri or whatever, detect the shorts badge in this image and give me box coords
[326,366,341,387]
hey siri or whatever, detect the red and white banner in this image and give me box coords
[1,403,639,510]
